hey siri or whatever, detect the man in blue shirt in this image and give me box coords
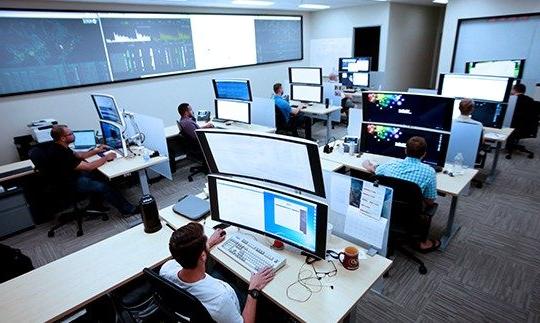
[272,83,312,140]
[362,136,440,253]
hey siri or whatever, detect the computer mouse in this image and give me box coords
[219,231,227,237]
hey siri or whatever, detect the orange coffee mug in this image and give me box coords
[339,246,359,270]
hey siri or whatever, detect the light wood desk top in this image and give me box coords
[483,127,514,142]
[159,205,392,323]
[319,141,478,196]
[88,154,168,179]
[165,121,275,139]
[290,100,341,116]
[0,224,173,323]
[0,160,35,183]
[320,159,344,172]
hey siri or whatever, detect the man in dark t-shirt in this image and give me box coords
[46,125,137,215]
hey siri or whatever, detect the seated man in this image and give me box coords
[455,98,485,151]
[177,103,213,142]
[362,136,440,253]
[272,83,313,140]
[160,222,274,323]
[47,125,137,215]
[507,83,538,147]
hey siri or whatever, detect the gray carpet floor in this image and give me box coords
[2,121,539,322]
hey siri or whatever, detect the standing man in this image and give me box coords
[272,83,313,140]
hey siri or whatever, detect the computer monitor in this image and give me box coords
[465,59,525,79]
[99,120,127,157]
[196,129,325,197]
[338,57,370,72]
[288,67,322,85]
[453,99,507,129]
[360,123,450,167]
[92,94,125,126]
[437,73,514,102]
[290,84,323,103]
[73,130,97,150]
[362,91,455,131]
[208,175,328,259]
[215,99,251,124]
[212,79,253,102]
[339,72,370,88]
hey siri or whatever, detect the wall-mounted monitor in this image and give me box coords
[453,99,507,129]
[213,79,252,102]
[339,72,369,88]
[99,120,127,157]
[290,84,323,103]
[214,99,251,124]
[208,175,328,259]
[92,94,125,127]
[360,123,450,167]
[465,59,525,79]
[362,91,455,131]
[338,57,370,72]
[288,67,322,85]
[196,129,325,197]
[438,73,514,102]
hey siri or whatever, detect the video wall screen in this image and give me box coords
[0,11,303,96]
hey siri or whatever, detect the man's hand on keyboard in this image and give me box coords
[207,229,226,249]
[248,267,275,290]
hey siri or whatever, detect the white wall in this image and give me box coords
[0,1,311,164]
[385,3,443,91]
[438,0,540,75]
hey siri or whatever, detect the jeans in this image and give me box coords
[74,172,136,215]
[290,113,312,140]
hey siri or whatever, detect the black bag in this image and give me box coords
[0,244,34,283]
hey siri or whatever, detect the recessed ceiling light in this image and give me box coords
[232,0,274,6]
[433,0,448,3]
[298,4,330,9]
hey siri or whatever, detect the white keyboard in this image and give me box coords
[218,234,286,273]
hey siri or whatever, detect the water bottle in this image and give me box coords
[143,149,150,162]
[453,153,464,175]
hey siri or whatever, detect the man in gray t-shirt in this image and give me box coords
[177,103,214,141]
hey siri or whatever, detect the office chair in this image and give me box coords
[177,121,208,182]
[29,145,108,237]
[372,175,438,275]
[274,105,296,136]
[506,97,539,159]
[143,268,215,323]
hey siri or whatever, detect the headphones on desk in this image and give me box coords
[323,137,337,154]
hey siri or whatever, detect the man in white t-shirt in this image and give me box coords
[160,222,274,323]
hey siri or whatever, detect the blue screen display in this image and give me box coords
[214,80,252,101]
[93,95,123,125]
[100,121,123,151]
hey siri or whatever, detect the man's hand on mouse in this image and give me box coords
[207,228,226,249]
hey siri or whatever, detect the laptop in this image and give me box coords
[73,130,97,150]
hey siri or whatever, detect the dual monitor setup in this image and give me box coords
[212,79,252,124]
[91,94,129,157]
[196,130,328,259]
[288,67,323,103]
[338,57,371,88]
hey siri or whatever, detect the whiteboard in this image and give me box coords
[310,38,352,76]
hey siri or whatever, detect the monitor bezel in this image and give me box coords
[339,71,370,88]
[208,174,328,259]
[99,120,128,157]
[196,129,326,197]
[289,84,323,103]
[338,56,371,72]
[288,67,323,85]
[212,79,253,102]
[91,94,125,127]
[214,99,251,124]
[437,73,514,103]
[465,58,525,79]
[465,99,508,129]
[359,122,451,167]
[72,129,97,149]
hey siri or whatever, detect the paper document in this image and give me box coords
[358,181,386,220]
[344,215,388,249]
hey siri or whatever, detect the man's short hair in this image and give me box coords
[177,103,190,116]
[406,136,427,158]
[273,83,282,94]
[169,222,207,269]
[50,124,68,142]
[459,98,475,115]
[513,83,526,94]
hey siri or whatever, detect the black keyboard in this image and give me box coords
[212,118,227,123]
[0,165,34,179]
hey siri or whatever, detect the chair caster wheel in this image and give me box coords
[419,265,427,275]
[528,153,534,159]
[383,272,389,278]
[77,230,83,237]
[188,176,194,182]
[505,155,512,159]
[475,182,483,189]
[47,231,54,238]
[102,215,109,221]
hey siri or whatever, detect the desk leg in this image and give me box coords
[326,115,331,144]
[137,169,151,196]
[440,195,460,251]
[486,141,502,183]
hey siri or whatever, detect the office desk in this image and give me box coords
[483,127,514,183]
[0,224,173,323]
[160,205,391,323]
[290,101,341,144]
[319,141,478,250]
[0,160,35,183]
[164,121,275,139]
[89,154,168,195]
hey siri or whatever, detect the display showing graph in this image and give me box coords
[101,18,196,80]
[255,18,302,63]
